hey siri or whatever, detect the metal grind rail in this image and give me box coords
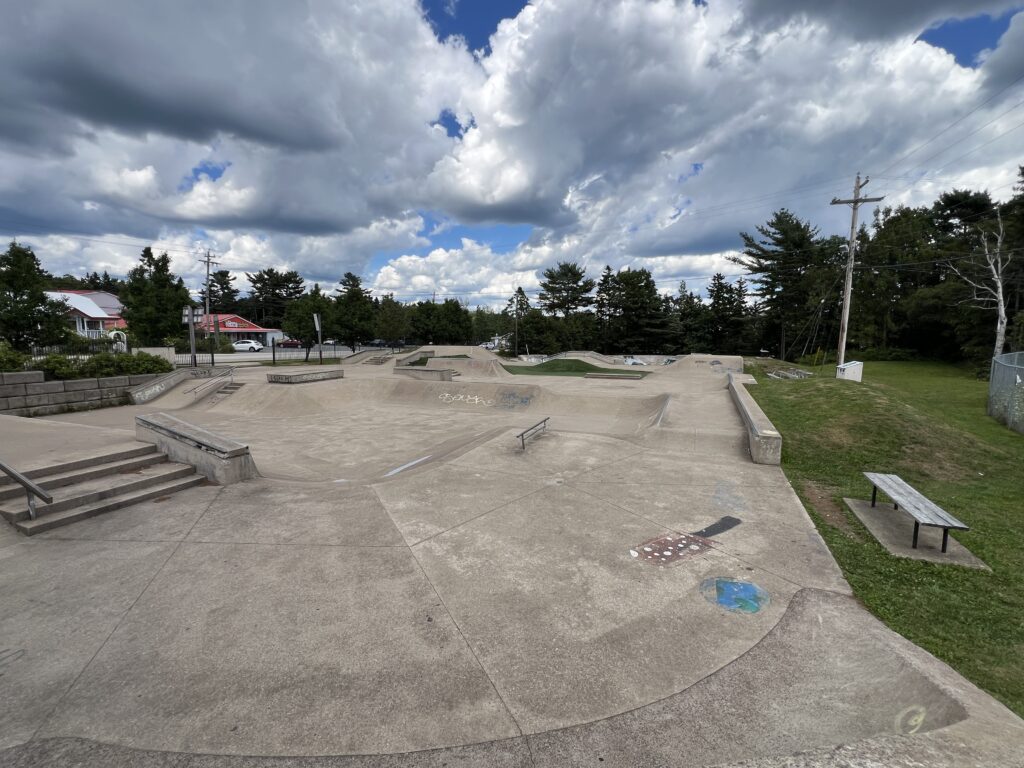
[516,417,550,450]
[0,457,53,521]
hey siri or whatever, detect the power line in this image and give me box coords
[875,66,1024,177]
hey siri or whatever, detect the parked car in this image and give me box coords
[232,339,264,352]
[277,338,303,348]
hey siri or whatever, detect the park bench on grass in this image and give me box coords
[864,472,969,553]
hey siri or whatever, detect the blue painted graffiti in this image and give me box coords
[498,391,534,409]
[700,577,769,614]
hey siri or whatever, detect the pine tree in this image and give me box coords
[120,248,192,346]
[0,241,70,351]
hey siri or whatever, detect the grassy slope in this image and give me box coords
[502,358,648,377]
[746,361,1024,716]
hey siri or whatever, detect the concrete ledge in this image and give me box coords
[393,367,454,381]
[135,412,259,485]
[266,369,344,384]
[728,372,782,465]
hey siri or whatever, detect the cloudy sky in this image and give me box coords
[1,0,1022,304]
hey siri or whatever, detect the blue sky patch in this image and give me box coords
[179,159,231,192]
[432,109,466,138]
[918,9,1020,68]
[365,216,534,276]
[421,0,530,53]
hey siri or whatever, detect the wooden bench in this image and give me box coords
[864,472,969,553]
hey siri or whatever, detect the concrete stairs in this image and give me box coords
[362,355,391,365]
[0,445,205,535]
[205,381,244,406]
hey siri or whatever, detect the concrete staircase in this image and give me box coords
[0,445,204,535]
[205,381,244,406]
[362,355,391,365]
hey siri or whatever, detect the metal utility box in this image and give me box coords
[836,361,863,382]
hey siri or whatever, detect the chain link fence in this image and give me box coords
[989,351,1024,435]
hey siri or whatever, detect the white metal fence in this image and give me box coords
[989,351,1024,435]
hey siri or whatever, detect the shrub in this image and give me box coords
[0,341,28,372]
[37,354,82,380]
[37,351,172,380]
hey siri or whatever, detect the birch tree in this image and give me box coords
[948,210,1012,360]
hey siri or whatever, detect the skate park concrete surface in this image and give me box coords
[1,351,1022,767]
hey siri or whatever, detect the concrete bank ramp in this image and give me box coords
[423,357,511,378]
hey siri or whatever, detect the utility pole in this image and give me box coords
[831,173,883,369]
[197,250,221,362]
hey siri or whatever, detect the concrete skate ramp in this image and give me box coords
[528,588,973,766]
[423,357,511,378]
[209,377,668,434]
[421,344,501,360]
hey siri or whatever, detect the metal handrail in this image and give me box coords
[185,367,235,400]
[515,417,550,450]
[0,457,53,521]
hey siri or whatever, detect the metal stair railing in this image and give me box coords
[0,457,53,521]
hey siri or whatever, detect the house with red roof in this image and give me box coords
[195,313,283,345]
[46,290,126,338]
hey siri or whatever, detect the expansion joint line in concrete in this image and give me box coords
[28,485,227,744]
[394,484,552,548]
[404,546,537,768]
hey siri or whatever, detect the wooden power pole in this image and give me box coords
[831,174,883,369]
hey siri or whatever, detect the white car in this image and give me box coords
[232,339,264,352]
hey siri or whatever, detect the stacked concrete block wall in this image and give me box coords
[0,371,159,418]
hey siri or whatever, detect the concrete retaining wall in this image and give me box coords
[727,372,782,465]
[135,412,259,484]
[0,371,159,418]
[393,367,454,381]
[267,369,345,384]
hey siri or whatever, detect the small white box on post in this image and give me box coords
[836,361,863,382]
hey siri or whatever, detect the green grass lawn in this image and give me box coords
[745,360,1024,716]
[502,358,648,377]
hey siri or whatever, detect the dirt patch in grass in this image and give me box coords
[802,480,861,539]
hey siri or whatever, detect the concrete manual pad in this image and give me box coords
[413,483,797,734]
[37,542,520,755]
[185,480,405,547]
[0,538,175,749]
[845,497,989,570]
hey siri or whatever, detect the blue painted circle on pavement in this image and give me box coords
[700,577,770,614]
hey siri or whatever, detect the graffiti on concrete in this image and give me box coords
[497,391,534,409]
[691,515,742,539]
[895,705,927,734]
[438,392,494,406]
[700,577,770,614]
[630,532,713,566]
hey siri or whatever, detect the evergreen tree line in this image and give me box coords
[4,166,1021,362]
